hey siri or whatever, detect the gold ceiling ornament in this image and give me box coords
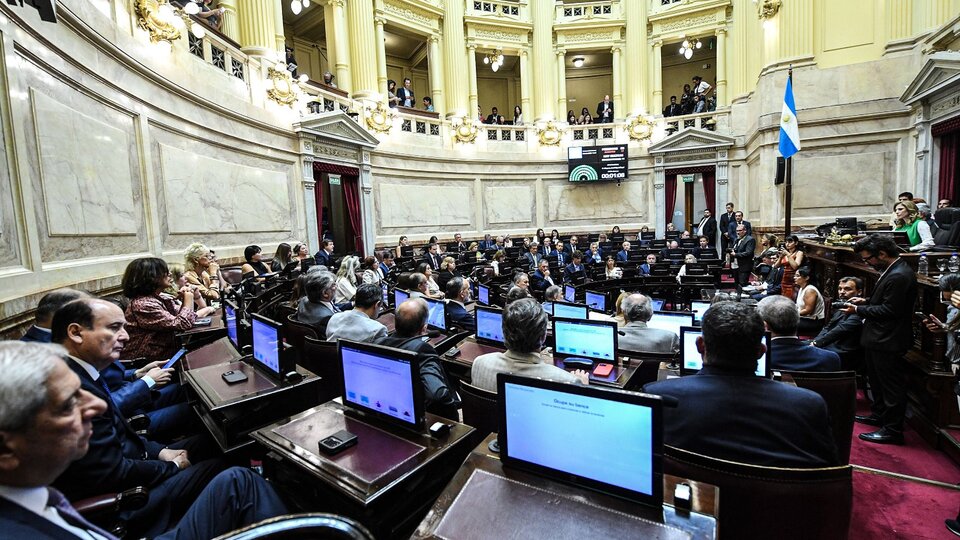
[265,66,302,107]
[626,115,654,141]
[537,120,563,146]
[452,120,480,143]
[756,0,781,19]
[134,0,183,44]
[365,102,393,133]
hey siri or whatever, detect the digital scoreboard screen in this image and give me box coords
[567,145,628,182]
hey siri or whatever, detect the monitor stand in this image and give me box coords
[488,438,500,453]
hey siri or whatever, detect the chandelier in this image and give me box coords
[290,0,310,15]
[679,38,701,60]
[482,50,505,72]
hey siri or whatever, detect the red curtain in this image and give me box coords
[665,175,677,231]
[313,172,324,246]
[939,132,959,205]
[701,169,716,214]
[342,175,365,255]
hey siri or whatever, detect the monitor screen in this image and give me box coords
[423,296,446,331]
[381,283,389,306]
[542,302,554,316]
[224,301,238,349]
[647,312,693,337]
[585,291,606,312]
[691,301,710,323]
[251,315,282,375]
[680,328,770,377]
[553,302,588,320]
[478,284,490,305]
[650,298,665,311]
[340,341,422,428]
[553,318,617,363]
[564,285,576,303]
[499,375,662,505]
[394,288,410,307]
[475,306,505,346]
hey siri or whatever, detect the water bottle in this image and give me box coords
[950,253,960,273]
[918,253,928,276]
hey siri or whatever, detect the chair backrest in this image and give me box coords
[213,513,374,540]
[934,207,960,246]
[778,369,857,465]
[663,445,852,540]
[301,336,342,403]
[285,314,320,357]
[459,381,499,438]
[222,267,244,286]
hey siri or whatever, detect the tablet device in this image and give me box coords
[162,348,188,369]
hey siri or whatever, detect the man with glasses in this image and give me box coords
[840,235,917,445]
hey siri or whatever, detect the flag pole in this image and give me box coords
[784,66,793,241]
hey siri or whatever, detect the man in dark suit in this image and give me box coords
[719,202,735,253]
[757,295,841,372]
[49,299,286,538]
[644,302,839,468]
[663,95,681,117]
[694,209,717,243]
[639,253,657,276]
[444,277,475,333]
[423,242,443,271]
[616,240,631,262]
[376,299,460,420]
[693,236,718,260]
[726,211,753,241]
[485,107,501,124]
[563,251,586,283]
[730,224,755,288]
[554,240,568,267]
[313,239,335,268]
[479,233,497,251]
[748,251,784,301]
[812,277,864,363]
[521,243,542,271]
[379,250,395,277]
[297,270,339,335]
[844,235,917,445]
[596,95,614,123]
[0,341,286,540]
[531,260,555,292]
[100,358,199,442]
[20,288,90,343]
[396,77,414,107]
[449,233,467,253]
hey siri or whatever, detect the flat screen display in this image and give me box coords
[478,284,490,305]
[647,312,693,337]
[553,302,588,320]
[340,342,421,428]
[585,291,606,312]
[423,296,446,331]
[499,375,662,505]
[381,283,389,306]
[251,316,282,375]
[224,301,238,349]
[542,302,554,316]
[564,285,576,303]
[553,318,617,363]
[691,301,710,323]
[394,288,410,308]
[650,298,665,311]
[567,144,628,183]
[680,328,771,378]
[475,306,504,346]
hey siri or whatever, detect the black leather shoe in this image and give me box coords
[854,414,883,427]
[946,518,960,537]
[859,428,905,445]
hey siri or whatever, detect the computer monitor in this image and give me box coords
[339,340,425,430]
[224,299,239,350]
[478,283,490,306]
[585,290,606,312]
[647,311,694,337]
[542,301,554,316]
[251,314,288,378]
[690,301,710,324]
[394,288,410,307]
[564,285,576,303]
[381,283,390,307]
[498,374,663,506]
[423,296,447,331]
[679,327,772,378]
[475,305,505,347]
[650,298,665,311]
[399,245,414,258]
[640,231,656,241]
[552,318,617,364]
[552,301,588,320]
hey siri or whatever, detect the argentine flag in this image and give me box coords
[778,73,800,158]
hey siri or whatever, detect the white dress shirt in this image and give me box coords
[0,485,108,540]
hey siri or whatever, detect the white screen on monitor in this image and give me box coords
[504,382,655,496]
[554,320,615,362]
[691,301,710,323]
[225,304,238,347]
[478,284,489,305]
[647,313,691,337]
[476,308,504,344]
[681,328,703,371]
[585,292,605,311]
[252,318,281,374]
[564,285,576,303]
[542,302,554,316]
[424,298,446,330]
[553,303,588,320]
[341,346,417,425]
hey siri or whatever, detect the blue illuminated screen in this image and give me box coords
[647,312,692,337]
[650,298,665,311]
[553,302,588,320]
[554,319,615,362]
[225,303,238,348]
[564,285,576,303]
[423,297,446,330]
[394,289,410,307]
[252,317,281,374]
[681,327,768,377]
[476,307,504,345]
[341,345,417,425]
[542,302,554,316]
[478,284,490,305]
[691,301,710,323]
[586,291,605,311]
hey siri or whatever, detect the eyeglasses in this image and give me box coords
[860,254,878,264]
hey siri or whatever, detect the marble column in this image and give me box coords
[330,0,352,94]
[238,0,275,57]
[885,0,912,41]
[532,0,555,121]
[273,0,285,53]
[347,0,378,99]
[519,50,531,120]
[611,46,622,120]
[217,0,239,42]
[654,161,666,232]
[623,0,647,115]
[913,108,933,201]
[715,29,727,107]
[428,35,445,116]
[651,40,663,114]
[716,150,729,247]
[917,0,952,33]
[302,157,319,253]
[556,49,567,117]
[467,44,479,118]
[375,16,388,101]
[359,151,375,257]
[731,0,749,99]
[443,0,468,118]
[778,0,813,61]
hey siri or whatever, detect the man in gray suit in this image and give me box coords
[326,283,388,342]
[296,270,339,335]
[618,293,680,354]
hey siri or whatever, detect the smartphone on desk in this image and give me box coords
[193,318,212,327]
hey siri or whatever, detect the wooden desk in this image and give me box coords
[413,434,717,540]
[251,401,476,539]
[177,311,226,349]
[184,360,321,451]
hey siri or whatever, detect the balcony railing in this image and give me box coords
[468,0,522,19]
[396,108,443,137]
[301,82,353,115]
[568,122,619,142]
[556,1,620,22]
[659,109,729,135]
[484,124,528,142]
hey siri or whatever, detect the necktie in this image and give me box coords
[47,487,118,540]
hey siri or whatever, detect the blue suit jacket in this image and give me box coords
[314,249,333,268]
[563,263,585,283]
[584,248,603,264]
[531,270,554,292]
[446,302,476,333]
[20,325,51,343]
[101,361,153,416]
[0,497,117,540]
[55,358,178,500]
[616,250,629,262]
[727,219,753,239]
[770,337,842,372]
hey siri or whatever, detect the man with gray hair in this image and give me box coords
[297,269,339,333]
[21,288,90,343]
[471,297,588,392]
[618,293,679,354]
[756,295,840,372]
[325,283,387,343]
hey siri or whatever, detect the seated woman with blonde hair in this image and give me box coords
[335,256,360,304]
[183,242,223,301]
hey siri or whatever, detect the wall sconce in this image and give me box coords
[134,0,208,45]
[626,116,653,141]
[572,57,585,68]
[266,60,308,107]
[537,121,563,146]
[364,102,394,133]
[755,0,781,20]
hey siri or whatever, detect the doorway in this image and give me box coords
[664,167,716,236]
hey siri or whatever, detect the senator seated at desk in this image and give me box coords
[531,260,556,292]
[471,298,588,392]
[812,276,864,361]
[20,288,90,343]
[618,294,680,354]
[644,302,839,468]
[297,269,339,335]
[757,295,840,372]
[0,341,287,540]
[326,283,388,343]
[445,277,476,333]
